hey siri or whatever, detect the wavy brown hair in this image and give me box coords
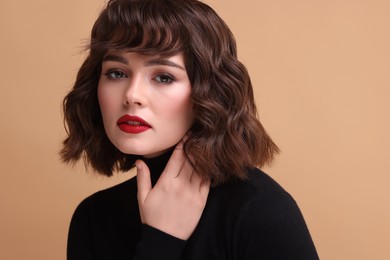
[61,0,279,185]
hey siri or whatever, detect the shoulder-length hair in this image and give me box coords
[61,0,279,186]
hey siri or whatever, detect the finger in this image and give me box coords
[160,141,186,180]
[177,156,194,182]
[174,137,196,182]
[189,169,201,185]
[188,171,210,199]
[182,134,189,142]
[199,177,211,198]
[188,170,208,193]
[136,160,152,204]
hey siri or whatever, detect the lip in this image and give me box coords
[117,115,151,134]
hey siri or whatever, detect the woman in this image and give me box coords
[61,0,319,259]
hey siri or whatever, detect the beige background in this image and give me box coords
[1,0,389,259]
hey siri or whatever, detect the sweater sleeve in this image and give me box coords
[133,225,186,260]
[67,197,186,260]
[234,192,319,259]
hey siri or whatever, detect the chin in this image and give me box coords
[116,145,169,159]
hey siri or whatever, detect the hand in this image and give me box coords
[136,141,210,240]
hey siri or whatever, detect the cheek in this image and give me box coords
[97,85,106,111]
[97,89,121,138]
[167,93,194,129]
[97,85,115,117]
[153,87,193,131]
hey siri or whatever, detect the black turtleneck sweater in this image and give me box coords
[67,150,319,259]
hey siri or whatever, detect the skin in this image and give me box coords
[136,140,210,240]
[98,51,194,158]
[98,51,210,240]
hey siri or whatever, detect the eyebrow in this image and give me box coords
[145,59,185,70]
[102,54,128,64]
[102,54,185,70]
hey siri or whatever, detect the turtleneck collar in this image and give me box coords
[141,148,174,186]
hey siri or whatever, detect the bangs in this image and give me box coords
[90,0,188,57]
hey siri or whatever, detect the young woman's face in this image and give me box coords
[98,51,194,158]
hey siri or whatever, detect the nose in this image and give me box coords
[124,75,147,107]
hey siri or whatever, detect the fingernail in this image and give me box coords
[136,161,142,172]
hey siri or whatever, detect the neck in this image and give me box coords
[141,148,174,186]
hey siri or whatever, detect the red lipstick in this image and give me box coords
[117,115,151,134]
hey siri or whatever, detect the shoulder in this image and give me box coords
[245,167,292,199]
[229,167,303,225]
[210,167,312,239]
[72,177,138,220]
[207,167,301,236]
[212,167,295,211]
[244,167,297,209]
[228,168,319,259]
[67,177,142,258]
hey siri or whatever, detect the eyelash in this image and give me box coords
[103,69,175,84]
[153,73,175,84]
[104,69,127,79]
